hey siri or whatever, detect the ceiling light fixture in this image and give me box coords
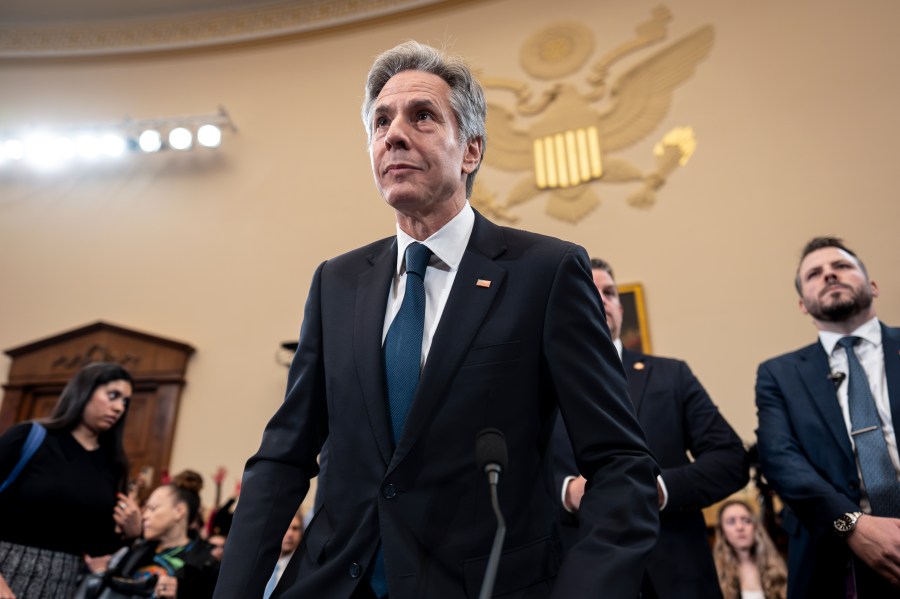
[0,106,236,171]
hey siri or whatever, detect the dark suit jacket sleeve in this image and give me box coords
[755,359,858,532]
[213,263,330,599]
[659,359,748,512]
[550,412,577,507]
[548,248,660,597]
[549,411,581,539]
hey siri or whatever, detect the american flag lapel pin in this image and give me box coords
[476,279,492,288]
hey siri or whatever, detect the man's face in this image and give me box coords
[368,70,481,216]
[797,247,878,323]
[280,516,303,556]
[593,268,623,342]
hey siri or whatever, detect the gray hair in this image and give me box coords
[361,40,487,198]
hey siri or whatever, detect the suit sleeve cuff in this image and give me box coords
[657,475,669,511]
[561,475,577,513]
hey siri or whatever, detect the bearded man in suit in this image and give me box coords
[756,236,900,598]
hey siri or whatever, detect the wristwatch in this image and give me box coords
[833,511,864,538]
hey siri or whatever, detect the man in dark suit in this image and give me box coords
[756,236,900,598]
[551,258,748,599]
[213,41,659,599]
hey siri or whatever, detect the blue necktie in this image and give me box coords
[838,336,900,516]
[383,242,432,444]
[370,242,432,598]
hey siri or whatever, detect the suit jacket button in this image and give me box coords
[382,483,397,499]
[349,562,362,578]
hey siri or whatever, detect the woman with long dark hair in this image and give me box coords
[713,499,787,599]
[0,361,141,598]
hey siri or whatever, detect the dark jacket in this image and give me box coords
[109,538,219,599]
[214,212,660,599]
[756,323,900,599]
[553,349,747,598]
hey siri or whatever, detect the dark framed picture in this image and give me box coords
[617,283,651,354]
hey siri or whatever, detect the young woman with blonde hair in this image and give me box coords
[713,499,787,599]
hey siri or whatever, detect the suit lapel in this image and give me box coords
[388,213,507,473]
[622,350,649,414]
[354,238,397,467]
[796,343,854,461]
[882,324,900,430]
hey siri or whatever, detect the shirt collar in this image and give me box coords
[819,316,882,356]
[613,338,623,361]
[394,201,474,274]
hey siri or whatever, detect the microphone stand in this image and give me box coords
[479,463,506,599]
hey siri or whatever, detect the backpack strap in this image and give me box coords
[0,422,47,494]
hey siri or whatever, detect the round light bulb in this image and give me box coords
[139,130,162,153]
[76,134,101,159]
[24,133,73,170]
[169,127,192,150]
[197,124,222,148]
[3,139,24,160]
[100,134,126,157]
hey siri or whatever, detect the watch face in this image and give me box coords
[835,515,853,533]
[834,512,860,536]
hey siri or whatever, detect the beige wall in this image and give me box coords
[1,0,899,509]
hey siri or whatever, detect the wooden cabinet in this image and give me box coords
[1,321,194,490]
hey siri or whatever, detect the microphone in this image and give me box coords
[474,428,507,599]
[475,427,508,484]
[828,371,846,388]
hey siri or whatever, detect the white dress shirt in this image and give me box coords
[382,201,475,366]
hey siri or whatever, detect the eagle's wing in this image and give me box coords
[484,103,534,171]
[598,25,713,152]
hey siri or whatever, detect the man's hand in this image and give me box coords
[846,515,900,587]
[564,476,587,512]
